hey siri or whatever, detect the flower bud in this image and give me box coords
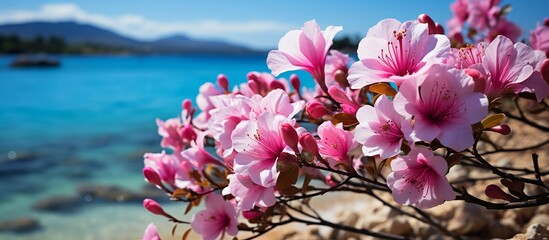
[182,99,193,113]
[243,210,263,220]
[434,23,445,34]
[181,124,197,142]
[143,199,172,218]
[248,80,260,94]
[299,133,319,158]
[487,124,511,135]
[334,69,349,87]
[325,174,337,187]
[485,184,517,202]
[328,86,354,105]
[280,123,299,153]
[217,74,229,92]
[143,167,163,187]
[290,74,301,92]
[270,80,285,91]
[541,58,549,84]
[306,100,329,119]
[418,14,437,35]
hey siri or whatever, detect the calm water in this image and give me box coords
[0,54,306,239]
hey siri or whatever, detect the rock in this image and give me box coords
[0,217,41,233]
[408,218,437,239]
[505,207,538,225]
[488,218,521,239]
[445,202,492,235]
[359,205,399,229]
[284,227,325,240]
[446,165,469,183]
[511,224,549,240]
[371,216,412,236]
[527,214,549,228]
[329,211,360,239]
[32,195,81,212]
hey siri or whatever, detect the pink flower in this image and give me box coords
[467,0,500,31]
[480,35,549,101]
[348,18,450,88]
[530,20,549,57]
[317,121,357,167]
[387,146,455,209]
[232,112,293,186]
[182,131,222,170]
[223,174,276,211]
[156,118,195,151]
[267,20,342,93]
[142,223,161,240]
[325,50,352,86]
[451,42,488,69]
[252,89,304,118]
[191,194,239,240]
[487,18,522,43]
[394,64,488,151]
[195,82,223,128]
[143,151,183,188]
[355,95,413,159]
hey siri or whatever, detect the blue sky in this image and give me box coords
[0,0,547,50]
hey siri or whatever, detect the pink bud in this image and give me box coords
[418,14,437,35]
[306,100,329,119]
[181,124,197,141]
[217,74,229,92]
[328,86,354,105]
[248,80,260,94]
[182,99,193,113]
[544,18,549,27]
[243,210,263,220]
[290,74,301,92]
[464,68,486,93]
[434,23,445,34]
[247,72,258,81]
[143,199,172,218]
[487,124,511,135]
[485,184,517,202]
[299,133,319,157]
[270,80,285,91]
[143,167,162,187]
[541,59,549,84]
[280,123,299,153]
[325,174,337,187]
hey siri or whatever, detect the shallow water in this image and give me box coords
[0,54,312,239]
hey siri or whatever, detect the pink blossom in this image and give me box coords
[223,174,276,211]
[325,50,352,86]
[487,18,522,43]
[387,146,455,209]
[467,0,500,31]
[530,20,549,57]
[182,131,222,170]
[450,42,488,69]
[195,82,223,128]
[232,112,293,186]
[142,223,161,240]
[143,151,183,188]
[156,118,195,151]
[480,35,549,102]
[394,64,488,151]
[252,89,304,118]
[191,194,239,240]
[317,122,357,167]
[242,72,290,97]
[348,18,450,88]
[267,20,342,93]
[355,95,413,159]
[208,94,254,160]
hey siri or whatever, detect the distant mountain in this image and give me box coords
[0,21,259,54]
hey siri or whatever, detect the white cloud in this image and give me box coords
[0,3,292,49]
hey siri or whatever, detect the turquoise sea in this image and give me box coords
[0,54,309,239]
